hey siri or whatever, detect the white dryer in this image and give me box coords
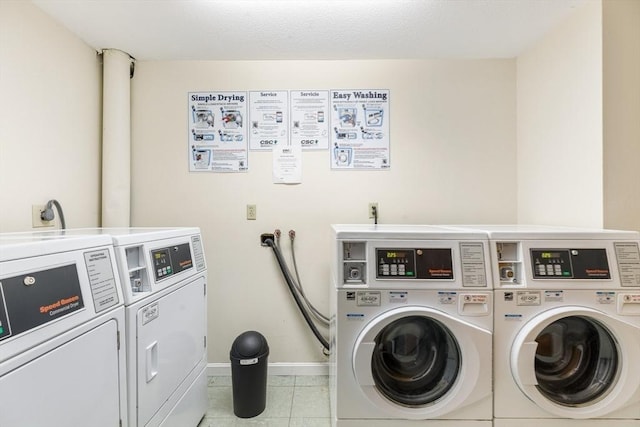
[100,227,209,427]
[330,225,493,427]
[481,226,640,426]
[0,233,128,427]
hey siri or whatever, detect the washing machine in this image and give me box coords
[0,233,128,427]
[480,225,640,426]
[330,224,494,427]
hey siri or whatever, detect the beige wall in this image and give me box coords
[4,0,637,365]
[603,0,640,232]
[130,60,517,362]
[0,1,102,232]
[516,1,603,227]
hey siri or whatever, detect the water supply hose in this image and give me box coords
[289,230,330,326]
[264,238,330,352]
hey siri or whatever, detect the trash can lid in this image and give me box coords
[231,330,269,359]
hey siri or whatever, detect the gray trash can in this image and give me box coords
[230,331,269,418]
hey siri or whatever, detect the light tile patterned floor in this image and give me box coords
[198,375,330,427]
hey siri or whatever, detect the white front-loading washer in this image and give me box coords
[330,225,493,427]
[479,226,640,426]
[0,233,128,427]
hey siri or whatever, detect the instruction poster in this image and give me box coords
[249,91,289,150]
[188,91,248,172]
[330,89,390,170]
[289,90,330,150]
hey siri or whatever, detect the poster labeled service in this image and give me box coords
[330,89,390,170]
[289,90,329,150]
[249,91,289,150]
[188,91,248,172]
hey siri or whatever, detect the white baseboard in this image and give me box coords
[207,362,329,377]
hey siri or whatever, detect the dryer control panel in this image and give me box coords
[151,243,193,281]
[117,230,206,304]
[0,265,84,342]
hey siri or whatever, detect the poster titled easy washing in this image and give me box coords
[330,89,390,170]
[188,91,248,172]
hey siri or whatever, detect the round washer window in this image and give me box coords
[371,315,460,407]
[534,315,618,406]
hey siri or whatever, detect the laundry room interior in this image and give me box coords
[1,1,639,427]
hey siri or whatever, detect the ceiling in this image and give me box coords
[31,0,592,61]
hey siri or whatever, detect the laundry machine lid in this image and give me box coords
[446,224,640,240]
[0,233,113,261]
[511,306,640,418]
[331,224,489,240]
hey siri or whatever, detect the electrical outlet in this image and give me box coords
[368,202,379,219]
[32,205,54,228]
[246,204,257,220]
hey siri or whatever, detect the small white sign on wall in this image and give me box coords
[273,143,302,184]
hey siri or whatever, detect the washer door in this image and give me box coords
[352,306,491,419]
[511,306,640,418]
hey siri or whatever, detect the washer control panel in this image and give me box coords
[531,248,610,279]
[376,248,453,280]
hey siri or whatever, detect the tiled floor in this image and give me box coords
[198,375,331,427]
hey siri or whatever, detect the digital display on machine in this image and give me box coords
[385,251,410,259]
[377,248,453,280]
[151,243,193,281]
[540,252,563,259]
[531,248,610,279]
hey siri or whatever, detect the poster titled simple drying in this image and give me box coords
[188,91,248,172]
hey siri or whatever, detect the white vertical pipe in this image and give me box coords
[102,49,132,227]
